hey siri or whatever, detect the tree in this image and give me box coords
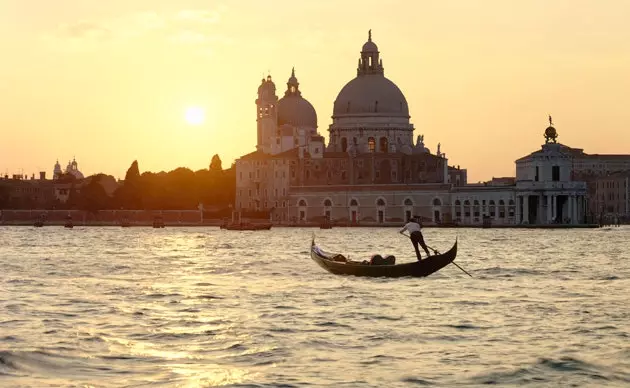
[80,175,110,214]
[124,160,140,183]
[209,154,222,172]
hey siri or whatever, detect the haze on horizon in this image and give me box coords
[1,0,629,182]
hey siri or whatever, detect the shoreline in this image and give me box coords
[0,221,602,229]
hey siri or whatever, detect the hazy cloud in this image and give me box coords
[41,7,226,52]
[175,9,221,25]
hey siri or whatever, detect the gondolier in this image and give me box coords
[400,217,430,261]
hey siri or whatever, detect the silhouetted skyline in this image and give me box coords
[1,0,629,182]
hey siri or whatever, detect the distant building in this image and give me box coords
[594,172,629,220]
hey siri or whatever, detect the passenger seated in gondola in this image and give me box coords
[400,216,431,261]
[369,254,395,265]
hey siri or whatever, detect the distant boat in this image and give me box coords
[121,218,131,227]
[152,216,165,228]
[34,220,44,227]
[64,215,73,229]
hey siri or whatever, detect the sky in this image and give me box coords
[1,0,629,182]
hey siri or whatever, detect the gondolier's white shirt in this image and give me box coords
[400,222,421,234]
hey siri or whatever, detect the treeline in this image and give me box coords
[1,155,236,212]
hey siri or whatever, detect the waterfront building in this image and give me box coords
[594,172,629,222]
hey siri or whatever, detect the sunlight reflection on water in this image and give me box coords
[0,226,629,387]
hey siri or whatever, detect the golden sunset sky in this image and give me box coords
[1,0,628,182]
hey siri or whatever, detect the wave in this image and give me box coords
[471,356,630,385]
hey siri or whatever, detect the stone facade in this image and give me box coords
[594,172,629,220]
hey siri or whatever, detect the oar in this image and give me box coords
[401,232,473,278]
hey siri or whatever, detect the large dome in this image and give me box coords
[277,68,317,128]
[333,75,409,117]
[332,31,409,119]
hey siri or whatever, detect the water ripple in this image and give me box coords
[0,226,628,387]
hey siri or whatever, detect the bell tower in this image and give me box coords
[256,75,278,153]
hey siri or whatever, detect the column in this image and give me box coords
[567,195,573,224]
[546,195,552,223]
[523,195,529,224]
[515,196,521,224]
[552,195,557,222]
[451,204,456,222]
[572,195,578,224]
[495,203,499,221]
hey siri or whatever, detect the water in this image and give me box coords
[1,226,629,387]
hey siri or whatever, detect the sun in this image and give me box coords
[184,106,205,126]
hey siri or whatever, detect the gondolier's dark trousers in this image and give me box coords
[410,231,430,261]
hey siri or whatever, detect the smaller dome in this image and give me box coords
[545,126,557,137]
[362,29,378,52]
[362,40,378,52]
[277,97,317,128]
[277,69,317,128]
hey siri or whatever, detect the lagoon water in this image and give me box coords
[1,226,629,387]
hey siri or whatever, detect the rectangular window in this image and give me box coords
[552,166,560,181]
[535,166,539,182]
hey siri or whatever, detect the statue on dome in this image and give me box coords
[437,143,441,156]
[416,134,424,147]
[544,115,558,144]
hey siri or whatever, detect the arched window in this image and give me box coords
[433,198,442,206]
[379,137,388,153]
[463,200,471,217]
[455,200,461,206]
[341,137,348,152]
[350,199,358,207]
[324,199,332,207]
[489,200,496,217]
[298,199,307,207]
[404,198,413,206]
[508,199,515,217]
[368,137,375,152]
[376,198,386,206]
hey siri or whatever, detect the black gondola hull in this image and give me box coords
[310,239,457,278]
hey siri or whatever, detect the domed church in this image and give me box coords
[235,31,467,225]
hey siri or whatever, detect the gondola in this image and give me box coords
[310,237,458,278]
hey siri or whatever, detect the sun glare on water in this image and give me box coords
[184,106,205,126]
